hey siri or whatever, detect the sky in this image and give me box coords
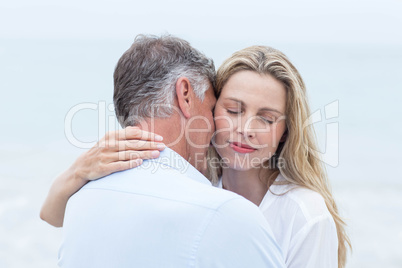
[1,0,401,45]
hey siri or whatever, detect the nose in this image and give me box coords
[236,116,256,140]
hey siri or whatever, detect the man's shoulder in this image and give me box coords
[62,166,285,268]
[77,161,248,212]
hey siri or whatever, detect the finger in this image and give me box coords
[106,159,143,174]
[123,140,165,150]
[119,140,165,151]
[98,131,120,148]
[118,127,164,142]
[116,150,161,161]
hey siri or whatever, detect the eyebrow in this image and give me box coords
[226,98,284,115]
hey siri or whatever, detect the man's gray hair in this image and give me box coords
[113,34,216,127]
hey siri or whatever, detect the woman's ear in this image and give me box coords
[176,77,192,119]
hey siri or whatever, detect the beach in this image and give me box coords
[1,39,401,267]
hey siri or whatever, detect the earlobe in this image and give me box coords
[176,77,192,119]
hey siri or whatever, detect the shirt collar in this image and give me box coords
[146,147,211,186]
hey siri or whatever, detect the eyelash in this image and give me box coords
[227,110,240,115]
[260,117,274,124]
[227,110,274,124]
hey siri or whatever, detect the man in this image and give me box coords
[58,35,285,267]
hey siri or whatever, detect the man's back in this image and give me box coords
[59,148,284,267]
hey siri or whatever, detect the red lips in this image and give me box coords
[229,142,257,154]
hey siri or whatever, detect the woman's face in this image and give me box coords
[213,70,287,171]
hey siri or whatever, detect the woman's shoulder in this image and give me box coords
[262,174,332,222]
[263,176,338,267]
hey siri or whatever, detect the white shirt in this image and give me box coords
[59,148,285,268]
[217,174,338,268]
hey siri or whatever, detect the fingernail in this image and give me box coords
[157,143,166,150]
[136,159,143,165]
[155,135,163,141]
[151,151,160,157]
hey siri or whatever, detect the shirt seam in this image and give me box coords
[291,213,334,243]
[142,158,210,185]
[145,158,181,172]
[291,190,330,216]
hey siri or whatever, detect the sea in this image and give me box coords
[0,39,401,267]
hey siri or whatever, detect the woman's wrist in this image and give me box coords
[71,150,94,181]
[66,162,89,193]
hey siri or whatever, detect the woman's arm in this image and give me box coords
[40,127,165,227]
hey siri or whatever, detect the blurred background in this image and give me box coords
[1,0,401,267]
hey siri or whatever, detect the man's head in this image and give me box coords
[114,34,216,127]
[113,34,217,171]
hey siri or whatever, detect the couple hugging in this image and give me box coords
[41,34,350,267]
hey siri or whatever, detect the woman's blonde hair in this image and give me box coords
[207,46,351,267]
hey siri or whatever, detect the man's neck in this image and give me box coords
[138,116,188,161]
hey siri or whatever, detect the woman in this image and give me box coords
[41,45,351,267]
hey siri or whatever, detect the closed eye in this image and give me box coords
[259,116,274,124]
[227,110,241,114]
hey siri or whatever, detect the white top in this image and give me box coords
[217,174,338,268]
[59,148,285,268]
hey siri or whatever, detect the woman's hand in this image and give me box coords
[73,126,166,182]
[40,126,165,227]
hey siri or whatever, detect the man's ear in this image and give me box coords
[176,77,192,119]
